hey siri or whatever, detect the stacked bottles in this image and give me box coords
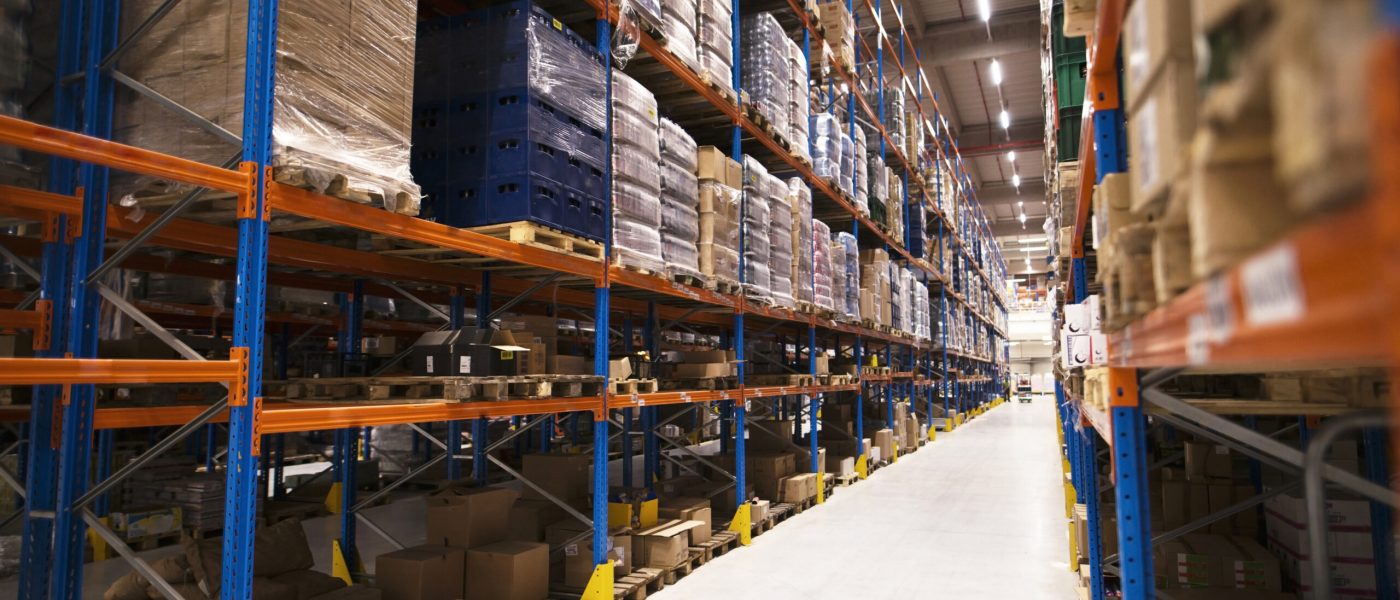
[741,13,791,139]
[697,0,735,98]
[659,118,702,280]
[612,70,665,273]
[767,173,795,308]
[741,156,772,298]
[813,219,836,312]
[788,179,814,306]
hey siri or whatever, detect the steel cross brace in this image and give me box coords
[486,274,562,322]
[383,281,450,322]
[1101,480,1301,568]
[487,455,592,526]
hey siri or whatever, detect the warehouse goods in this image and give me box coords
[119,0,421,212]
[742,13,792,139]
[659,118,703,281]
[853,127,868,210]
[818,1,855,72]
[767,173,796,307]
[413,3,607,237]
[612,70,666,274]
[789,179,814,305]
[660,0,700,72]
[812,219,837,312]
[834,232,860,321]
[812,113,843,184]
[696,147,742,287]
[696,0,734,96]
[787,38,812,163]
[741,156,772,298]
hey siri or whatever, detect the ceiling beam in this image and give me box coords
[952,121,1043,150]
[975,180,1048,207]
[915,6,1041,67]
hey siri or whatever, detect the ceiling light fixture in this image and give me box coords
[999,110,1010,129]
[990,59,1003,86]
[1012,174,1021,188]
[1007,150,1016,163]
[979,0,992,22]
[1018,213,1027,224]
[1017,200,1023,208]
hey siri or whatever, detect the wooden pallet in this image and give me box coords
[609,378,659,395]
[659,376,739,392]
[689,530,740,564]
[273,164,418,215]
[467,220,605,260]
[282,375,590,403]
[767,502,796,526]
[663,548,705,584]
[833,472,858,487]
[671,272,711,289]
[548,566,666,600]
[704,276,741,295]
[819,374,855,386]
[749,373,815,387]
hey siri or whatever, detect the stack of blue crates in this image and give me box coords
[412,1,609,241]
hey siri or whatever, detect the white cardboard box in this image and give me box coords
[1062,332,1091,368]
[1085,295,1103,332]
[1064,303,1091,335]
[1089,333,1108,365]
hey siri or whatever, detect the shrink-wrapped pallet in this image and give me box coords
[117,0,421,211]
[741,13,791,137]
[786,38,811,164]
[696,0,734,97]
[788,179,813,305]
[767,174,795,308]
[660,0,700,72]
[699,181,741,285]
[741,156,772,298]
[813,113,842,183]
[612,70,664,274]
[834,232,860,321]
[659,118,702,280]
[813,219,836,312]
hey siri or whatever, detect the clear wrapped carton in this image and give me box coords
[699,181,741,284]
[812,219,836,312]
[834,231,860,321]
[788,178,813,305]
[612,70,664,273]
[767,174,794,307]
[741,156,772,298]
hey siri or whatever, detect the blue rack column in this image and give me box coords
[1108,368,1154,600]
[50,0,119,596]
[218,0,278,596]
[643,301,659,489]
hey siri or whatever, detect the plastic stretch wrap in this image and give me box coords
[839,132,856,201]
[767,175,794,307]
[661,11,700,72]
[870,155,887,203]
[699,181,741,283]
[835,232,860,321]
[788,178,813,305]
[659,120,702,280]
[812,113,842,182]
[117,0,422,208]
[812,219,836,312]
[741,156,772,297]
[696,6,734,95]
[786,37,811,162]
[888,263,903,332]
[853,127,868,209]
[612,71,663,273]
[664,0,699,24]
[742,13,791,135]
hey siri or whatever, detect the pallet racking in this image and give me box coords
[0,0,1010,597]
[1051,1,1400,599]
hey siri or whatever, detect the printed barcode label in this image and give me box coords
[1186,314,1211,366]
[1240,244,1305,326]
[1205,276,1235,343]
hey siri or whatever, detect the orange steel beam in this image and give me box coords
[1370,33,1400,492]
[1109,200,1385,369]
[0,357,242,385]
[0,115,249,194]
[268,183,603,281]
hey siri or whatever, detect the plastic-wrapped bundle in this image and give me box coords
[612,70,664,273]
[660,0,699,72]
[869,155,887,203]
[853,127,868,210]
[839,132,855,199]
[812,219,836,312]
[699,181,741,284]
[0,8,30,186]
[741,13,791,137]
[622,0,664,33]
[888,263,904,332]
[659,118,702,280]
[119,0,423,211]
[834,232,860,321]
[787,178,813,305]
[786,38,811,163]
[885,86,906,152]
[812,113,842,182]
[767,174,795,307]
[741,156,772,298]
[696,0,734,96]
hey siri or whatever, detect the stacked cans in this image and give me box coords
[741,156,772,298]
[812,219,836,312]
[697,0,734,97]
[741,13,791,138]
[612,70,665,273]
[660,118,703,280]
[767,173,795,308]
[834,231,860,321]
[788,179,814,305]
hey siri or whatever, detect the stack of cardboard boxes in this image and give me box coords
[1059,295,1105,370]
[817,1,855,74]
[858,249,891,328]
[696,146,743,288]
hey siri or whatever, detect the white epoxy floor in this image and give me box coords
[652,395,1079,600]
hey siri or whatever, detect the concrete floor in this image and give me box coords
[652,395,1079,600]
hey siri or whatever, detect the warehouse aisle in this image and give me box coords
[653,397,1078,599]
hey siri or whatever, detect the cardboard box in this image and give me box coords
[1123,0,1194,107]
[424,486,518,549]
[790,446,826,475]
[549,524,630,588]
[1089,333,1108,366]
[464,541,548,600]
[634,520,703,569]
[1061,333,1090,368]
[695,146,742,188]
[658,497,712,545]
[1265,490,1371,530]
[548,355,591,375]
[1063,303,1091,335]
[375,545,464,600]
[521,454,591,505]
[1187,124,1295,279]
[1184,441,1232,481]
[111,507,183,540]
[1207,483,1233,534]
[826,455,854,477]
[609,358,633,380]
[1161,479,1188,530]
[508,498,567,543]
[1160,534,1281,591]
[1129,61,1197,210]
[1092,174,1140,250]
[361,335,399,357]
[670,362,732,378]
[778,473,816,503]
[747,419,795,452]
[873,429,894,462]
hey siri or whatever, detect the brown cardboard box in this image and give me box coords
[548,355,591,375]
[1183,442,1232,481]
[464,541,548,600]
[747,419,795,452]
[1161,479,1188,530]
[873,428,894,462]
[777,474,807,503]
[1129,61,1197,210]
[1207,483,1233,534]
[746,451,796,500]
[424,486,518,549]
[1159,534,1281,591]
[1187,124,1295,279]
[609,358,633,380]
[695,146,742,188]
[1188,482,1210,524]
[634,520,702,569]
[1122,0,1194,107]
[1231,485,1258,536]
[521,454,591,504]
[825,454,854,477]
[375,545,464,600]
[749,499,770,523]
[549,525,629,588]
[671,362,732,378]
[658,497,713,544]
[508,498,567,543]
[515,340,547,375]
[790,446,826,475]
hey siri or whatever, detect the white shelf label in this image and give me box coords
[1240,244,1305,327]
[1187,314,1211,366]
[1205,276,1236,343]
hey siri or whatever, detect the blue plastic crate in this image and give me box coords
[487,131,566,183]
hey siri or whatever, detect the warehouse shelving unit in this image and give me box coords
[1054,1,1400,599]
[0,0,1010,597]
